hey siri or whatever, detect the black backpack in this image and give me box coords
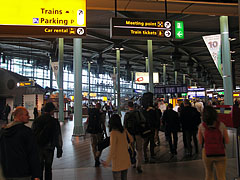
[86,108,103,134]
[125,110,146,135]
[32,115,56,147]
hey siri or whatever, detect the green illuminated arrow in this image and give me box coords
[175,21,184,39]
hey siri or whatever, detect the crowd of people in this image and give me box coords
[0,94,231,180]
[84,94,230,180]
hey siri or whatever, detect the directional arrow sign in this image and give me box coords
[175,21,184,39]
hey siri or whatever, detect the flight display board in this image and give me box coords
[154,85,188,94]
[111,18,172,39]
[0,0,86,37]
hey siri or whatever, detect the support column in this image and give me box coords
[113,67,117,107]
[145,57,149,72]
[88,61,91,107]
[183,74,186,84]
[116,49,121,115]
[131,71,134,97]
[189,79,192,86]
[49,57,53,93]
[148,40,154,93]
[73,38,84,136]
[220,16,233,105]
[175,71,177,85]
[163,64,166,85]
[58,38,64,122]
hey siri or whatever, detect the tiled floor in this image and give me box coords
[50,117,239,180]
[1,116,239,180]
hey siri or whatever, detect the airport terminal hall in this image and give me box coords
[1,0,240,180]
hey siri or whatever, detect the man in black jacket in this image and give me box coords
[0,106,41,180]
[162,104,180,155]
[32,102,63,180]
[124,101,145,173]
[180,99,201,156]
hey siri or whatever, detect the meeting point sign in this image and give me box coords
[0,0,86,37]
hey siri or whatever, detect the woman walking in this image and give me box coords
[198,106,229,180]
[103,114,133,180]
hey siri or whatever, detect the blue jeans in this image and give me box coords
[112,169,128,180]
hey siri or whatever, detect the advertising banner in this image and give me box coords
[203,34,222,77]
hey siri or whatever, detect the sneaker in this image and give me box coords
[137,166,143,173]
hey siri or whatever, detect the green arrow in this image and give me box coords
[177,31,183,37]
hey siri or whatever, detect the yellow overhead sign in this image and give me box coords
[0,0,86,37]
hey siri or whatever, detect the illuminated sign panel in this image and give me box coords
[135,72,159,84]
[175,21,184,39]
[0,0,86,37]
[111,18,172,39]
[154,85,188,94]
[17,81,35,87]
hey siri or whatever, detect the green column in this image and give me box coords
[220,16,233,105]
[88,61,91,107]
[183,74,186,84]
[58,38,64,122]
[116,49,121,115]
[163,64,166,85]
[113,67,117,107]
[49,57,53,93]
[145,57,148,72]
[148,40,153,93]
[131,71,134,97]
[73,38,84,136]
[175,71,177,85]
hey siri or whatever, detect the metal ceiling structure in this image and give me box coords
[0,0,239,89]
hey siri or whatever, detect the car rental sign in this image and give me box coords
[0,0,86,37]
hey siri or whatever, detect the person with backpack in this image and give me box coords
[124,101,145,173]
[141,93,158,163]
[198,106,229,180]
[86,103,107,167]
[162,104,180,155]
[32,102,63,180]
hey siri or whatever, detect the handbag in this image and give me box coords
[97,136,110,152]
[126,132,136,164]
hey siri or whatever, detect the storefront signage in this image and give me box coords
[135,72,159,84]
[154,85,188,94]
[0,0,86,37]
[111,18,172,39]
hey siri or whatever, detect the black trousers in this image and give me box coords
[143,132,155,158]
[39,148,54,180]
[165,130,178,153]
[184,130,198,155]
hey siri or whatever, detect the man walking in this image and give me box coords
[180,99,201,156]
[0,106,41,180]
[162,104,180,155]
[32,102,63,180]
[124,101,145,173]
[86,103,107,167]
